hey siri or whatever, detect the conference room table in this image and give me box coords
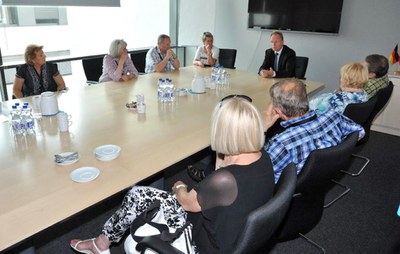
[0,66,324,252]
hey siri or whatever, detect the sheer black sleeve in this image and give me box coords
[195,169,238,211]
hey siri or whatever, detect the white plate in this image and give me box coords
[94,144,121,157]
[56,152,80,165]
[70,167,100,183]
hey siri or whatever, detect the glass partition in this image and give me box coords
[0,0,174,101]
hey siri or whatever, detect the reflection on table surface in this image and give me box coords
[0,66,324,251]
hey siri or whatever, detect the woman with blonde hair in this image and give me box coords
[99,39,138,83]
[13,44,66,98]
[70,95,274,254]
[310,62,369,114]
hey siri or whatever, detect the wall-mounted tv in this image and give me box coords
[248,0,344,35]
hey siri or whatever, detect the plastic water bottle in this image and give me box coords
[22,104,35,135]
[217,66,225,85]
[160,79,167,103]
[211,65,219,83]
[157,78,164,102]
[10,105,24,135]
[164,78,171,103]
[166,78,175,102]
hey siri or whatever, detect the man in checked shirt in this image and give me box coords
[263,78,365,183]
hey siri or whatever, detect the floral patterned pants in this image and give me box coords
[102,186,187,242]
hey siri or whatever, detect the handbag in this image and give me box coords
[124,200,197,254]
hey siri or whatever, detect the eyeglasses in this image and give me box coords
[220,94,252,103]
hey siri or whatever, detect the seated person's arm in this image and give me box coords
[193,59,204,67]
[207,54,217,66]
[154,57,170,72]
[126,58,139,78]
[171,57,180,71]
[173,181,201,212]
[263,103,281,131]
[13,77,24,98]
[53,74,66,91]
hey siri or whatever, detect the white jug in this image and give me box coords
[191,77,206,93]
[40,91,59,116]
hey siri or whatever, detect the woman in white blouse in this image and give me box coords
[193,32,219,68]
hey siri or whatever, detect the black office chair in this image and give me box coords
[294,56,309,79]
[361,81,394,144]
[136,163,297,254]
[130,50,147,74]
[341,95,378,176]
[218,48,237,69]
[274,132,358,252]
[232,163,297,254]
[82,57,104,85]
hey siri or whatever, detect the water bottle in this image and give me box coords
[211,65,219,83]
[22,104,35,135]
[217,66,225,85]
[157,78,164,102]
[169,79,175,102]
[164,78,171,103]
[160,79,167,103]
[10,105,24,135]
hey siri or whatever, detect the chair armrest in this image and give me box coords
[136,236,184,254]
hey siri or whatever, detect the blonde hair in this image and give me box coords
[24,44,43,65]
[340,62,368,89]
[211,97,264,155]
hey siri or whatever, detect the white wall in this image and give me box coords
[179,0,400,94]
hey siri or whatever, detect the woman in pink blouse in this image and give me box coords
[99,39,138,83]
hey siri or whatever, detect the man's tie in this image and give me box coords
[274,52,279,71]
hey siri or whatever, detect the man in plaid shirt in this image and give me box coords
[264,79,365,183]
[364,54,389,98]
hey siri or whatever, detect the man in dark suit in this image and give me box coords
[259,31,296,78]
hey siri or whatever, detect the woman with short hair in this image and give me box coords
[310,62,369,114]
[193,32,219,67]
[13,44,66,98]
[98,39,138,83]
[70,95,275,254]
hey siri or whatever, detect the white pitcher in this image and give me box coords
[191,77,206,93]
[40,91,59,116]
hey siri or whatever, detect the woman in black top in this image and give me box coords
[70,95,275,254]
[13,44,65,98]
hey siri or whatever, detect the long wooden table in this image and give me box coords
[0,66,323,251]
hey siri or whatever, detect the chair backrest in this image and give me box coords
[370,81,394,118]
[359,81,394,143]
[218,48,237,69]
[275,132,358,240]
[296,131,358,193]
[82,57,104,84]
[343,95,378,126]
[232,163,297,254]
[130,50,147,74]
[343,95,378,145]
[294,56,309,79]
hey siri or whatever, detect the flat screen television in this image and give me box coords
[248,0,344,34]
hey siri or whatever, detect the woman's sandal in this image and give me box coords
[187,165,205,182]
[70,238,110,254]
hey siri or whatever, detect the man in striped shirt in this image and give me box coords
[263,78,365,183]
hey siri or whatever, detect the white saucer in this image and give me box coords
[94,144,121,157]
[56,152,80,166]
[70,167,100,183]
[95,152,120,161]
